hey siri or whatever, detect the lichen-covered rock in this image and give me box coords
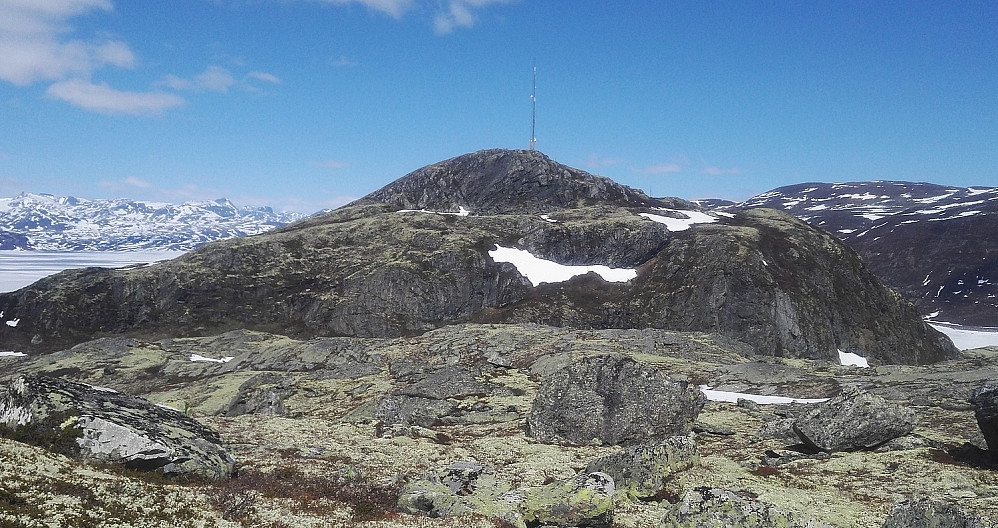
[0,375,235,481]
[969,385,998,457]
[527,355,705,446]
[513,472,615,528]
[399,462,614,528]
[586,436,698,500]
[882,499,993,528]
[793,390,915,452]
[662,487,830,528]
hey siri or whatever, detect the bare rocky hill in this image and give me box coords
[0,150,954,364]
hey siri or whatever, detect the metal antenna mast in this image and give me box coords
[529,62,537,150]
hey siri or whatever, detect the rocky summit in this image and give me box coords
[0,149,954,365]
[0,149,991,527]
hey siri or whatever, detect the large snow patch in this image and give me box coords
[489,245,637,286]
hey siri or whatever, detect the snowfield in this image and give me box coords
[929,323,998,350]
[639,209,717,231]
[700,385,828,405]
[488,245,637,286]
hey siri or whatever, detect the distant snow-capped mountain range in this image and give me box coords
[711,181,998,327]
[0,193,307,251]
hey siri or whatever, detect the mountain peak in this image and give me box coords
[356,148,678,214]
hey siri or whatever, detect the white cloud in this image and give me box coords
[46,79,186,115]
[247,71,282,84]
[584,154,624,170]
[122,176,150,188]
[433,0,510,34]
[0,0,135,86]
[312,0,414,18]
[161,67,281,93]
[636,163,683,175]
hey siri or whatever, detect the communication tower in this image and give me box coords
[529,63,537,150]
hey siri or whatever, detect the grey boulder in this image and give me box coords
[0,375,235,481]
[662,487,832,528]
[882,499,993,528]
[793,390,915,452]
[586,435,699,500]
[527,355,706,446]
[969,385,998,457]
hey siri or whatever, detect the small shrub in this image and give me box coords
[752,466,781,477]
[0,410,83,458]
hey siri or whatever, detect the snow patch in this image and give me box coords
[929,323,998,351]
[190,354,235,363]
[639,209,717,231]
[837,350,869,368]
[539,214,558,223]
[0,351,27,357]
[699,386,828,405]
[488,246,636,286]
[397,206,471,217]
[5,318,18,327]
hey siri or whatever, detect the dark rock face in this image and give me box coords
[586,436,699,499]
[527,355,705,446]
[882,499,991,528]
[793,390,916,452]
[0,150,957,367]
[355,148,683,215]
[0,375,235,481]
[732,181,998,327]
[969,385,998,457]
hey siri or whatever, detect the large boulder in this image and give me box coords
[586,436,699,500]
[793,390,916,452]
[882,499,992,528]
[527,355,706,446]
[969,385,998,457]
[662,488,832,528]
[0,375,235,481]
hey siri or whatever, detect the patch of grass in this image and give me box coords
[211,465,403,522]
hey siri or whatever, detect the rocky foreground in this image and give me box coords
[2,324,997,527]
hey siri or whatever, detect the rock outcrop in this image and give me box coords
[527,355,705,446]
[662,487,831,528]
[882,499,993,528]
[0,375,235,481]
[793,390,916,452]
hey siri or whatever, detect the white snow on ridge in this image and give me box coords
[640,209,717,231]
[837,350,869,368]
[190,354,235,363]
[0,351,27,357]
[397,206,471,217]
[699,386,828,405]
[488,245,637,286]
[928,323,998,351]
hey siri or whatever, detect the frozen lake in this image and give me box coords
[0,250,187,293]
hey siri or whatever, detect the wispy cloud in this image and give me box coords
[636,163,683,175]
[46,79,186,116]
[160,66,282,93]
[702,166,742,176]
[122,176,151,189]
[585,154,624,170]
[311,0,414,19]
[0,0,135,86]
[433,0,511,34]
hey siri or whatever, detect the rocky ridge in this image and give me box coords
[0,150,955,366]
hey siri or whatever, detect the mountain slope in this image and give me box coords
[732,182,998,326]
[0,150,955,364]
[0,193,305,251]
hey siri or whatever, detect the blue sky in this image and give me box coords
[1,1,996,213]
